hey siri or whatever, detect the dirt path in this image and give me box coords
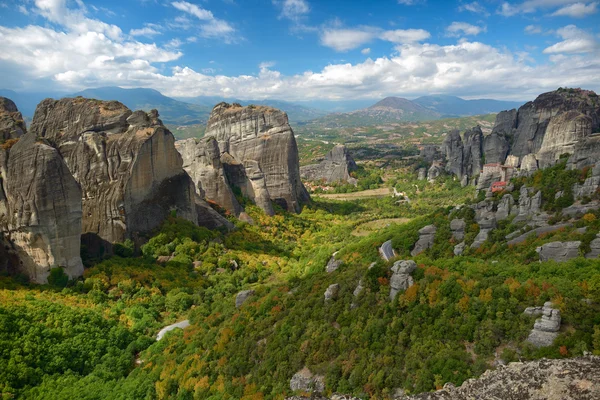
[314,187,391,200]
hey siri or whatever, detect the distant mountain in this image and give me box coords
[74,87,211,125]
[177,96,329,124]
[413,95,523,116]
[308,96,441,127]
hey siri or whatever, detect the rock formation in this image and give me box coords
[1,96,230,283]
[526,301,561,347]
[587,234,600,258]
[0,97,26,141]
[192,102,310,215]
[450,219,465,241]
[483,109,516,164]
[326,252,342,273]
[536,241,581,262]
[290,367,325,394]
[235,289,255,308]
[324,283,340,301]
[411,225,436,256]
[300,144,357,184]
[389,260,416,300]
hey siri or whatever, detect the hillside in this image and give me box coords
[413,95,523,116]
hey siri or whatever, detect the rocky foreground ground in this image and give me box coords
[287,356,600,400]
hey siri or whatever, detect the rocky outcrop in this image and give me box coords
[290,367,325,394]
[326,252,342,273]
[526,301,561,347]
[324,284,340,301]
[514,186,542,223]
[0,97,26,141]
[574,163,600,199]
[450,219,465,241]
[442,130,464,179]
[1,132,83,283]
[389,260,416,300]
[411,225,436,256]
[427,163,443,182]
[201,102,310,214]
[483,109,516,164]
[586,234,600,258]
[537,241,581,262]
[470,217,496,249]
[440,127,483,183]
[496,194,515,221]
[294,357,600,399]
[300,145,357,184]
[235,289,255,308]
[520,154,538,175]
[417,168,427,180]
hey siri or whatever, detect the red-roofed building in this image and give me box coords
[491,181,507,193]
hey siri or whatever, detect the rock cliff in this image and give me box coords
[0,97,26,141]
[439,127,483,184]
[1,97,230,283]
[179,103,309,215]
[300,144,357,184]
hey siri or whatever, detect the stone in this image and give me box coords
[300,144,358,184]
[450,219,466,241]
[496,194,515,221]
[453,242,466,256]
[1,132,83,283]
[203,102,310,214]
[0,97,26,141]
[290,367,325,393]
[235,289,255,308]
[537,241,581,262]
[470,218,496,249]
[526,302,561,347]
[586,234,600,259]
[411,225,436,256]
[324,284,340,301]
[389,260,416,300]
[326,252,343,273]
[379,240,396,261]
[514,186,542,223]
[427,162,443,182]
[417,167,427,181]
[177,137,244,217]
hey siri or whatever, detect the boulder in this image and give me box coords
[427,162,443,182]
[417,167,427,181]
[450,219,466,241]
[290,367,325,393]
[526,301,561,348]
[324,284,340,301]
[300,144,357,184]
[411,225,436,256]
[537,241,581,262]
[470,218,496,249]
[326,253,342,273]
[203,102,310,214]
[389,260,416,300]
[453,242,466,256]
[235,289,255,308]
[586,234,600,258]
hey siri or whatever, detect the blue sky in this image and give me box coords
[0,0,598,101]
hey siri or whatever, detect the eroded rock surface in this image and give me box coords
[411,225,436,256]
[537,241,581,262]
[235,289,255,308]
[526,301,561,348]
[301,144,357,184]
[0,97,26,141]
[389,260,416,300]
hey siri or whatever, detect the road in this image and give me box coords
[156,320,190,341]
[379,240,396,261]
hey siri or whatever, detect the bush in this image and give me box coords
[47,267,69,288]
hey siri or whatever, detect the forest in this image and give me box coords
[1,158,600,400]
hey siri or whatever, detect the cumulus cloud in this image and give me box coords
[551,2,598,17]
[458,2,491,16]
[524,24,543,34]
[320,26,430,51]
[130,26,161,37]
[171,1,236,40]
[498,0,589,16]
[543,24,599,53]
[446,22,487,37]
[361,47,371,55]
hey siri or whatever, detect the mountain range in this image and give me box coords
[1,87,525,128]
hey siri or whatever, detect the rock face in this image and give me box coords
[450,219,465,241]
[300,144,357,184]
[411,225,436,256]
[514,187,542,223]
[483,89,600,168]
[1,132,83,283]
[439,127,483,183]
[235,289,255,308]
[324,284,340,301]
[526,302,561,347]
[290,367,325,394]
[198,102,310,214]
[1,97,230,283]
[389,260,416,300]
[537,241,581,262]
[0,97,26,141]
[586,234,600,258]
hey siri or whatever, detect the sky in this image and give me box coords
[0,0,598,101]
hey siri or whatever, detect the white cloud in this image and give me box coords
[130,26,161,37]
[361,47,371,55]
[458,2,491,16]
[275,0,310,20]
[320,26,430,51]
[171,1,235,40]
[397,0,420,4]
[18,5,29,14]
[497,0,587,16]
[446,22,487,36]
[551,2,598,17]
[524,24,543,33]
[543,24,599,53]
[259,61,276,69]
